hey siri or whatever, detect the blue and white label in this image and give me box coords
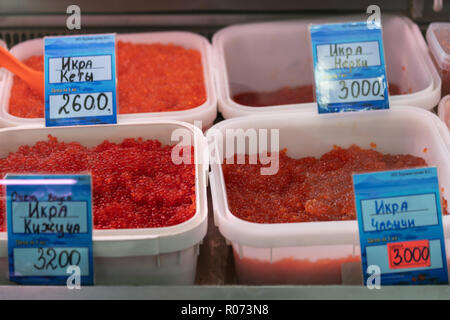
[6,174,94,285]
[310,21,389,113]
[44,34,117,127]
[354,167,448,285]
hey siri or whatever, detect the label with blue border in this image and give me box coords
[310,21,390,114]
[44,34,117,127]
[353,167,448,285]
[6,174,94,285]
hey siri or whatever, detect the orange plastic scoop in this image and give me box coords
[0,46,44,98]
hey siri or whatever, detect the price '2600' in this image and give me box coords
[48,92,114,119]
[59,93,110,115]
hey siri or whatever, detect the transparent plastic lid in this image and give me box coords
[427,22,450,70]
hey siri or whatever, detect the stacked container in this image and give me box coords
[213,15,441,118]
[0,32,217,128]
[427,23,450,97]
[0,120,209,285]
[208,106,450,285]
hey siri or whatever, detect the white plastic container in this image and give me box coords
[439,95,450,131]
[0,32,217,128]
[213,15,441,118]
[208,106,450,285]
[427,23,450,97]
[0,120,208,285]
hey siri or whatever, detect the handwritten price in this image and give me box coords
[337,78,384,100]
[387,240,431,269]
[59,92,110,114]
[33,248,82,271]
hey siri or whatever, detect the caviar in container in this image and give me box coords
[213,15,441,118]
[0,33,217,128]
[0,121,208,285]
[427,23,450,97]
[208,106,450,285]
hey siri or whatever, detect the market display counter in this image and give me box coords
[3,285,450,300]
[0,2,449,300]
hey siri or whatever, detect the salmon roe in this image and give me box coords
[233,251,361,285]
[8,41,207,118]
[233,85,314,107]
[0,135,196,230]
[233,83,408,107]
[222,145,448,223]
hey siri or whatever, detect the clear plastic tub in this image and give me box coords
[439,95,450,130]
[213,15,441,118]
[0,32,217,128]
[207,106,450,285]
[427,23,450,97]
[0,120,209,285]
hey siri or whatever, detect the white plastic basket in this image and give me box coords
[207,106,450,285]
[0,120,209,285]
[0,32,217,128]
[212,15,441,118]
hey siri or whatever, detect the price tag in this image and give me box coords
[353,167,448,285]
[387,240,431,270]
[6,174,94,285]
[310,21,389,113]
[44,34,117,127]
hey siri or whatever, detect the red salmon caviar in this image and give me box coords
[9,41,206,118]
[232,83,409,107]
[222,145,448,223]
[233,251,361,285]
[9,55,44,118]
[0,135,196,231]
[233,85,314,107]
